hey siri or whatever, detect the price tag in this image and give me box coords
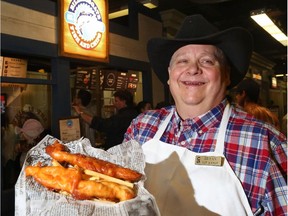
[195,156,224,166]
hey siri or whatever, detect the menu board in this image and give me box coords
[101,70,139,91]
[116,73,129,90]
[75,69,98,90]
[127,71,139,92]
[101,70,117,90]
[90,69,98,90]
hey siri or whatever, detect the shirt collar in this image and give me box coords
[173,99,228,135]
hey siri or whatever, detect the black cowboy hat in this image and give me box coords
[147,14,253,89]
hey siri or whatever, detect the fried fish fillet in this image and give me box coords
[25,165,135,202]
[46,141,142,182]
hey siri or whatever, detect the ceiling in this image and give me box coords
[109,0,287,74]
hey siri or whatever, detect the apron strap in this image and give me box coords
[153,110,174,140]
[214,104,232,154]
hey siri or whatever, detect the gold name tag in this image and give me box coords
[195,156,224,166]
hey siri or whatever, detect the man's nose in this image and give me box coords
[185,62,201,75]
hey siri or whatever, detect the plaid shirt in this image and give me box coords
[124,100,287,215]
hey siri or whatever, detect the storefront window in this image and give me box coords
[1,71,51,189]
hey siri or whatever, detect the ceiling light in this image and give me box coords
[109,0,158,19]
[251,10,287,46]
[141,0,158,9]
[109,8,128,19]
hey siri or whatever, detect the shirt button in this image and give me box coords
[180,141,185,146]
[198,130,203,134]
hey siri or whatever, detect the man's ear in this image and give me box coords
[167,67,171,85]
[224,68,231,87]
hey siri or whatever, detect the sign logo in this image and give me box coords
[66,119,73,127]
[65,0,106,50]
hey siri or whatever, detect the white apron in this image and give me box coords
[142,104,253,216]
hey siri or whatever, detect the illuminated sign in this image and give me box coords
[271,77,277,88]
[252,73,262,80]
[100,70,139,92]
[60,0,109,62]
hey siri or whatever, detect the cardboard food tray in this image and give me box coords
[15,135,160,216]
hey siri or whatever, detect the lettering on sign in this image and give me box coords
[195,156,224,166]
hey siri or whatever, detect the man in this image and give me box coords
[124,15,287,215]
[73,89,138,150]
[235,78,280,129]
[72,89,97,146]
[136,100,153,114]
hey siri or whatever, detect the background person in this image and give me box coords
[72,89,97,146]
[124,15,287,215]
[73,89,138,150]
[14,119,47,167]
[235,78,280,130]
[155,101,172,109]
[136,100,152,114]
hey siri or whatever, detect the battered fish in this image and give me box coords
[25,165,136,202]
[46,141,142,182]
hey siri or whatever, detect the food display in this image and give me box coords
[46,141,142,182]
[15,136,160,216]
[25,141,142,202]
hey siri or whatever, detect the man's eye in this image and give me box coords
[176,59,188,64]
[200,58,214,65]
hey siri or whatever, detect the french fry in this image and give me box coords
[89,176,100,181]
[84,169,134,188]
[51,159,62,167]
[51,159,133,187]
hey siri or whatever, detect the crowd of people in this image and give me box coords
[73,89,172,150]
[73,89,139,150]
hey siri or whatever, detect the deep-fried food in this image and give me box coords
[25,165,81,194]
[83,169,134,188]
[25,165,136,202]
[46,141,142,182]
[74,180,135,201]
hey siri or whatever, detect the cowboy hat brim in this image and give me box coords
[147,26,253,89]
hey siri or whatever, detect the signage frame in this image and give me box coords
[59,0,109,62]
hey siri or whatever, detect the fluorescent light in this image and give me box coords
[251,10,287,46]
[108,0,158,19]
[275,74,288,77]
[142,0,158,9]
[109,8,128,19]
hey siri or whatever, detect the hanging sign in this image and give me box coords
[1,57,27,88]
[60,0,109,62]
[100,70,139,91]
[127,71,139,92]
[1,57,27,78]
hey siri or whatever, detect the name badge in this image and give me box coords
[195,156,224,166]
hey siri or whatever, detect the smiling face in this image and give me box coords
[168,44,231,119]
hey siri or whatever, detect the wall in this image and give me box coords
[1,1,166,137]
[1,2,161,63]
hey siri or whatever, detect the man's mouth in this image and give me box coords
[182,81,205,86]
